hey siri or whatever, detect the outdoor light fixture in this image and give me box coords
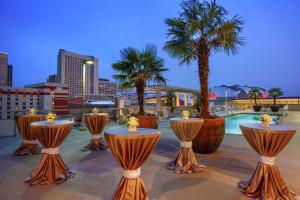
[80,60,94,131]
[85,60,94,65]
[225,88,231,113]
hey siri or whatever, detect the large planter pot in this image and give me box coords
[137,116,158,129]
[270,105,280,112]
[253,105,262,112]
[192,117,225,154]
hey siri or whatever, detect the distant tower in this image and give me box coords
[47,74,57,83]
[7,64,13,87]
[0,52,13,87]
[57,49,99,98]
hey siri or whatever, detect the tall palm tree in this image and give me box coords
[166,91,175,113]
[112,44,168,115]
[164,0,244,118]
[249,88,263,105]
[268,88,284,105]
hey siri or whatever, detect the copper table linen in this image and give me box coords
[25,120,74,185]
[13,115,46,156]
[239,123,296,200]
[167,117,205,173]
[82,113,109,151]
[105,128,160,200]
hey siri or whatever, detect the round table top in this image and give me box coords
[31,120,73,127]
[169,117,203,122]
[104,128,161,136]
[84,113,108,116]
[240,123,295,132]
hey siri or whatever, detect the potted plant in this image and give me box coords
[249,88,263,112]
[268,88,284,112]
[164,0,244,153]
[112,44,168,129]
[166,91,175,113]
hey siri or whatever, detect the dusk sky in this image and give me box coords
[0,0,299,96]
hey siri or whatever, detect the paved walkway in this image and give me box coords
[0,112,299,200]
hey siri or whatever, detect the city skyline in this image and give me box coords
[0,0,300,96]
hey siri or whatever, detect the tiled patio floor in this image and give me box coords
[0,112,299,200]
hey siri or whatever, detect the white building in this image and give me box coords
[0,87,52,120]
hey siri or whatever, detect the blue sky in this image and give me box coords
[0,0,300,96]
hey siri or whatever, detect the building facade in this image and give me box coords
[0,83,69,120]
[57,49,98,99]
[25,82,69,110]
[47,74,57,83]
[0,52,13,87]
[98,78,117,101]
[0,87,52,120]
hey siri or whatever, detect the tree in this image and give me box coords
[248,88,263,105]
[268,88,284,105]
[112,44,168,115]
[193,93,202,113]
[166,91,175,113]
[164,0,244,118]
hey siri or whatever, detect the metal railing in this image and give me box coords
[0,106,196,138]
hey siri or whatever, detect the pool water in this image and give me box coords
[225,113,281,135]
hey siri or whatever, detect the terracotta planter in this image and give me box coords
[137,116,158,129]
[270,105,280,112]
[192,117,225,154]
[253,105,262,112]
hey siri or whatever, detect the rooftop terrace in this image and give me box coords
[0,112,299,200]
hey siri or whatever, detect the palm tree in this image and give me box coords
[164,0,244,118]
[248,88,262,105]
[268,88,284,105]
[166,91,175,113]
[112,44,168,115]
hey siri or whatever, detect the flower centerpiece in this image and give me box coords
[261,114,272,127]
[92,107,99,115]
[182,110,190,120]
[46,113,57,124]
[127,116,139,132]
[29,108,36,115]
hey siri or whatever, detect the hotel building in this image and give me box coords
[0,83,68,120]
[25,82,69,111]
[98,78,118,101]
[0,52,13,87]
[57,49,99,99]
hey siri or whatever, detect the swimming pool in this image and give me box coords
[225,113,282,135]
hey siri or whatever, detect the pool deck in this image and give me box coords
[0,112,300,200]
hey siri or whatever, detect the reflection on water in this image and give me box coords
[225,113,281,135]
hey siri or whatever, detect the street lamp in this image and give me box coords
[225,88,231,113]
[79,60,94,131]
[236,91,241,100]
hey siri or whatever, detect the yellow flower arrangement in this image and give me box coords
[127,117,139,132]
[92,107,99,114]
[29,108,36,115]
[46,113,57,124]
[182,110,190,119]
[261,114,272,127]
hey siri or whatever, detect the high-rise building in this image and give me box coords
[0,52,13,87]
[47,74,57,83]
[7,64,13,87]
[98,78,118,101]
[57,49,98,99]
[0,52,8,86]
